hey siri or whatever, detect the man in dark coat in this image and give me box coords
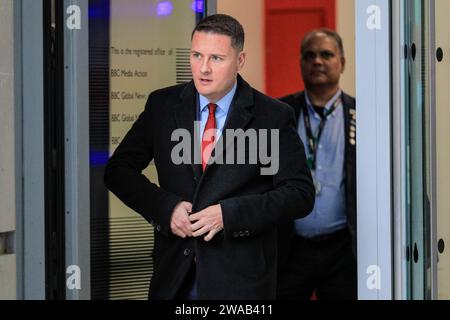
[104,14,315,300]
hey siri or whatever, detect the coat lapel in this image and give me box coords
[208,75,254,169]
[293,91,306,122]
[173,81,203,180]
[343,92,356,188]
[343,93,356,152]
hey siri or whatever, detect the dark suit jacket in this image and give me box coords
[277,91,357,268]
[104,75,315,300]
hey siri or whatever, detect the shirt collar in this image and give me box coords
[305,89,342,117]
[199,82,237,115]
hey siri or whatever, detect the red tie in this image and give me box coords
[201,103,217,171]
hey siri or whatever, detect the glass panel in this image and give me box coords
[434,0,450,300]
[88,0,205,299]
[403,0,432,299]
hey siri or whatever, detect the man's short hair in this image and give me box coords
[192,14,245,52]
[301,28,345,57]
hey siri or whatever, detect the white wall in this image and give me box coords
[217,0,265,92]
[337,0,355,97]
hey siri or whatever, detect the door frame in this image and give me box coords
[355,0,393,299]
[62,0,91,300]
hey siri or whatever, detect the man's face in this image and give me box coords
[300,34,345,89]
[190,31,245,102]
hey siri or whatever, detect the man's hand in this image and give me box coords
[170,201,193,238]
[190,204,224,242]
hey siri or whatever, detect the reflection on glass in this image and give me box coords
[191,0,205,13]
[403,0,432,300]
[89,0,200,299]
[157,1,173,16]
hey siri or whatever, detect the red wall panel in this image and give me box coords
[265,0,336,98]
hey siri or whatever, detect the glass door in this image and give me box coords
[87,0,211,299]
[434,0,450,300]
[400,0,450,300]
[402,0,432,299]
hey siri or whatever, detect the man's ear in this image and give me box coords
[237,51,246,71]
[341,56,346,73]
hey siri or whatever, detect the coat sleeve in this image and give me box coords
[219,105,315,239]
[104,93,183,237]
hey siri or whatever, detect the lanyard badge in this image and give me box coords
[302,97,342,195]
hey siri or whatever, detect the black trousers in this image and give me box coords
[277,228,357,300]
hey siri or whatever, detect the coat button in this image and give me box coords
[239,231,245,237]
[156,225,161,232]
[184,248,191,256]
[245,230,250,237]
[233,232,239,238]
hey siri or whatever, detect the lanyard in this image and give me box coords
[302,97,341,170]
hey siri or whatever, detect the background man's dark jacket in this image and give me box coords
[277,91,357,268]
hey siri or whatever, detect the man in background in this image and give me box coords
[277,29,357,300]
